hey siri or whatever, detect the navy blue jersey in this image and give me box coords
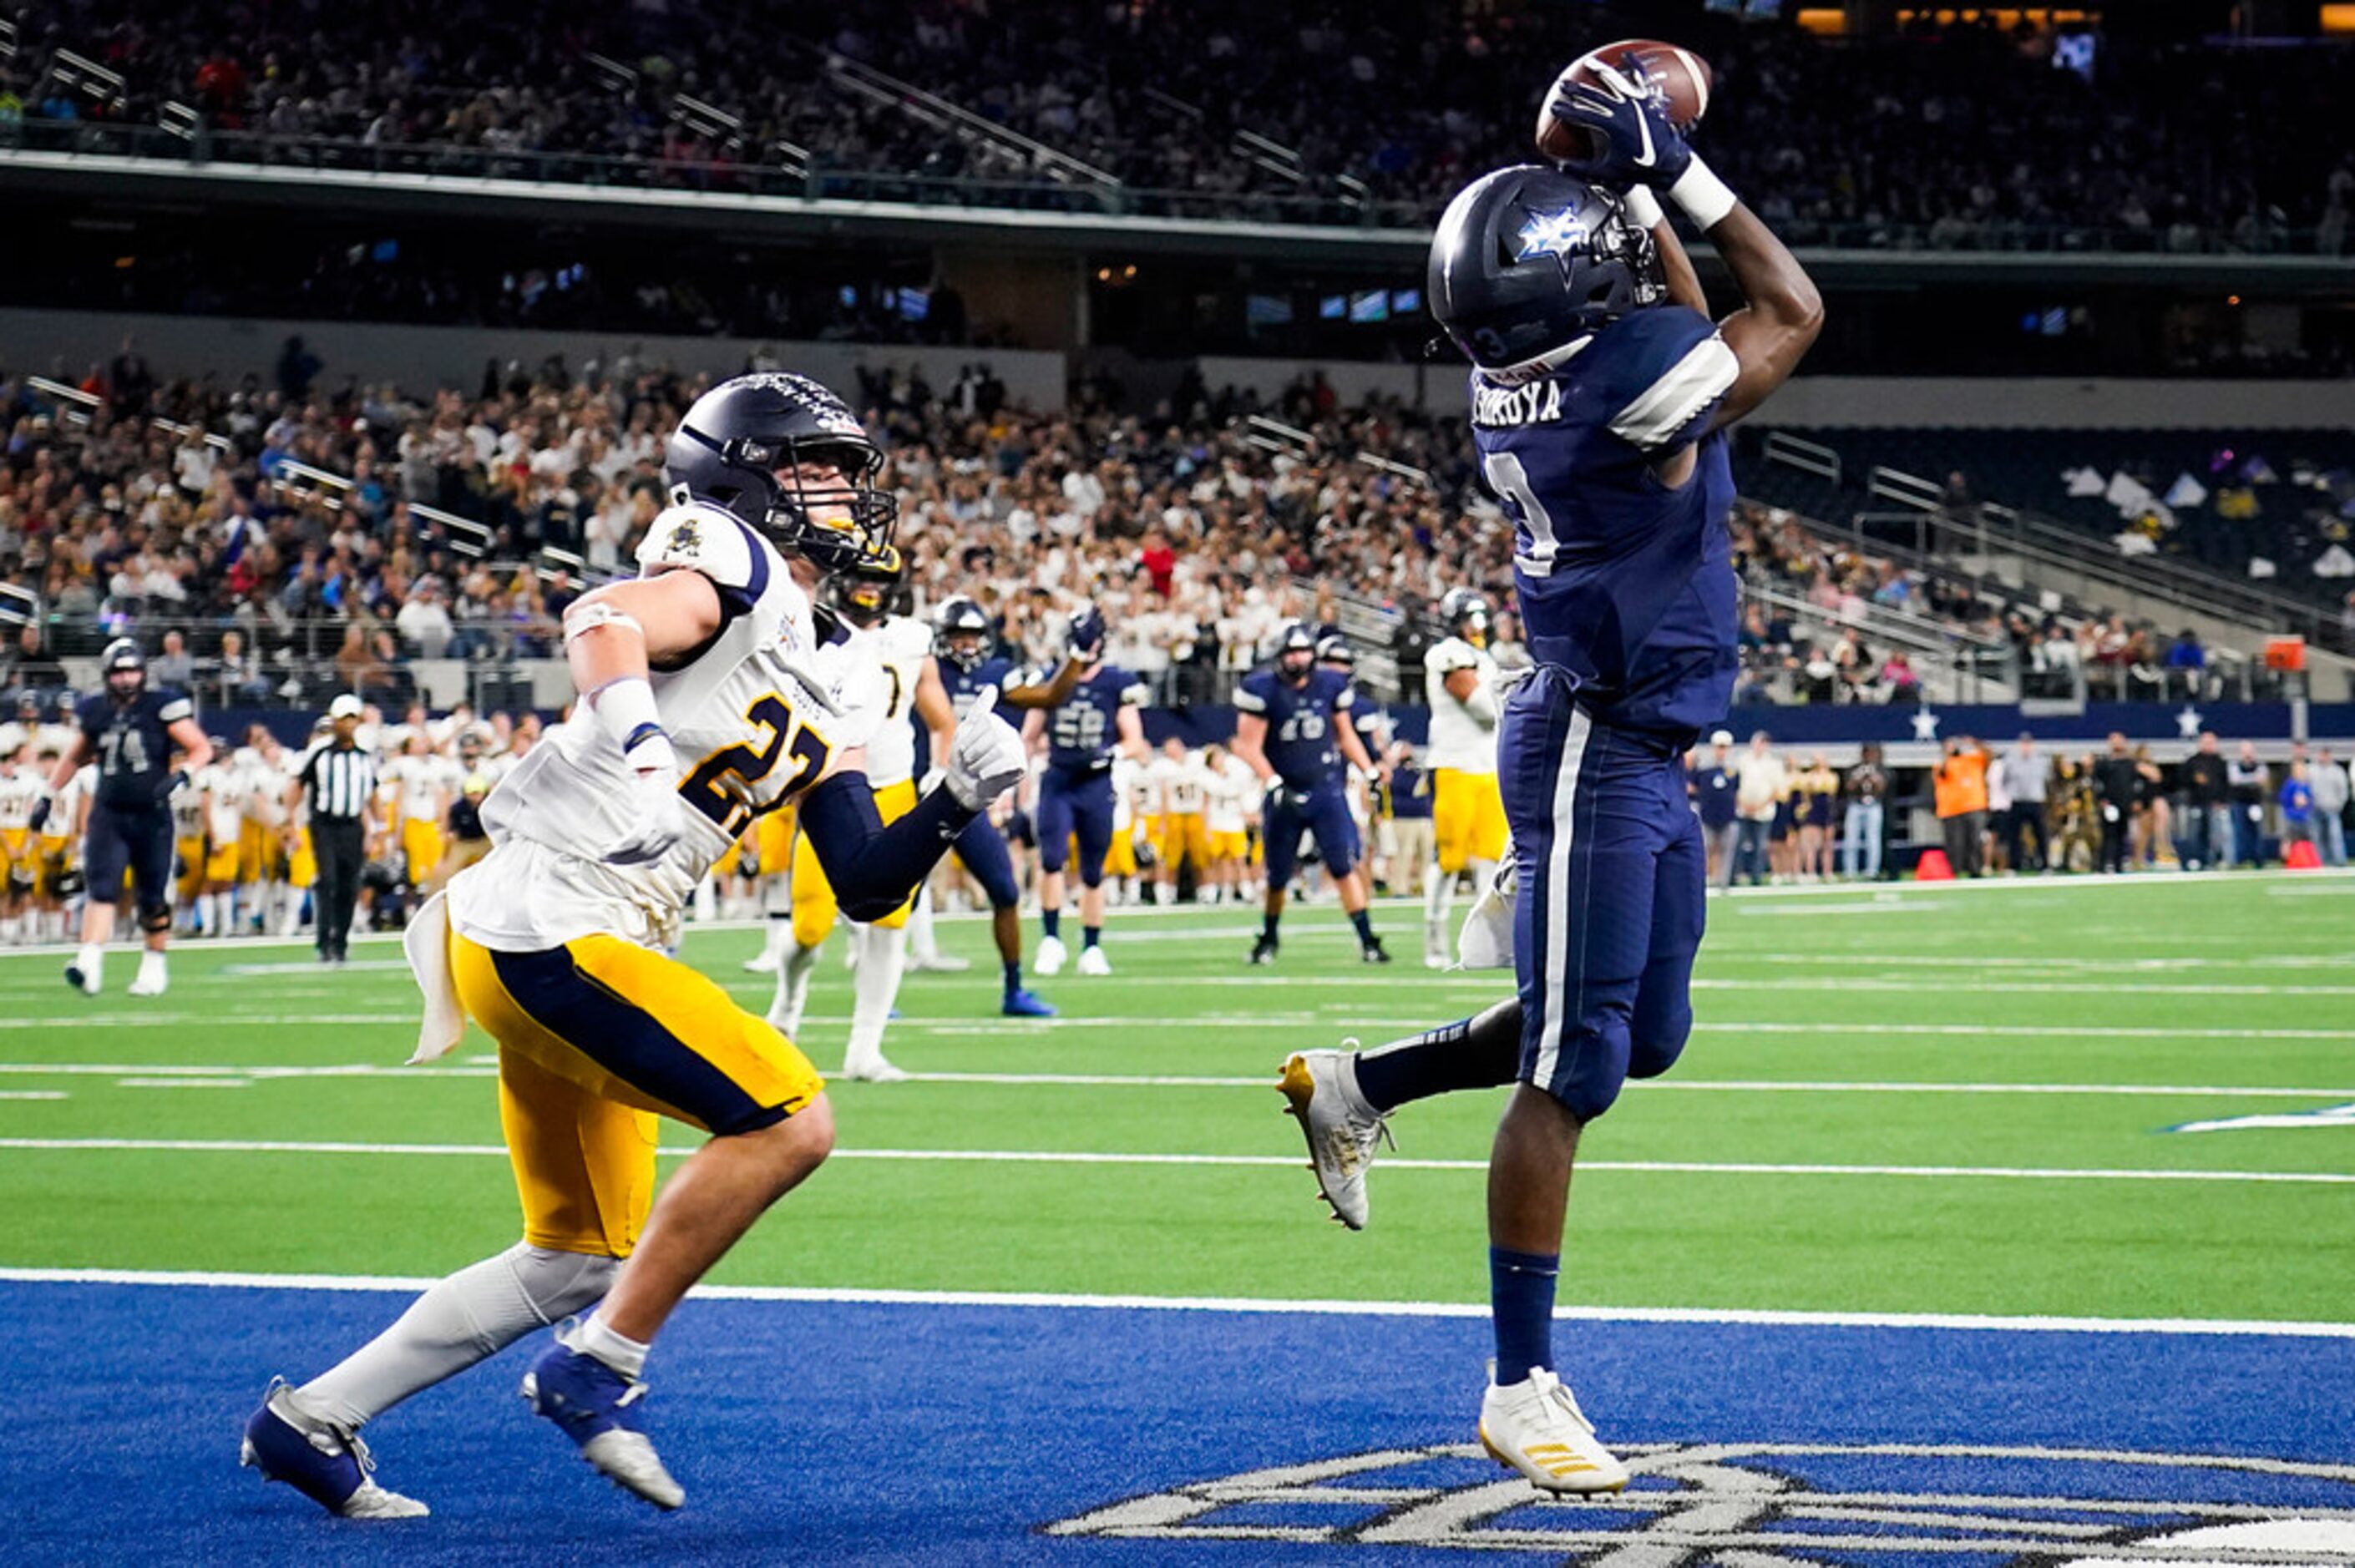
[1693,764,1738,829]
[1471,304,1740,743]
[1388,761,1434,822]
[1045,665,1145,774]
[78,687,194,811]
[941,654,1017,719]
[1234,666,1358,791]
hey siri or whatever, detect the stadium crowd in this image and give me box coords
[5,2,2350,250]
[0,346,2277,722]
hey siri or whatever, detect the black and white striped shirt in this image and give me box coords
[298,742,378,822]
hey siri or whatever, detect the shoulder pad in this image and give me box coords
[637,501,781,621]
[155,692,195,726]
[1426,639,1478,675]
[1117,675,1149,707]
[1233,672,1273,714]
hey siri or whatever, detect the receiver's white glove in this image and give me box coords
[943,685,1026,812]
[606,731,686,866]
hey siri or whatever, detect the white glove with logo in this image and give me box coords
[606,731,686,866]
[943,685,1026,812]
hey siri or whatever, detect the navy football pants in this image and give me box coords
[1036,768,1114,888]
[1501,667,1703,1122]
[950,813,1022,910]
[84,802,175,918]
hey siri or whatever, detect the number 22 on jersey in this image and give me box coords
[678,692,830,836]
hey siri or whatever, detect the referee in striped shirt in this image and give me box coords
[287,695,381,965]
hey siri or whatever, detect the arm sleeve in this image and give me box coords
[1605,308,1740,455]
[798,771,978,922]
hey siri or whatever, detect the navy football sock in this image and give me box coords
[1002,960,1023,994]
[1082,925,1102,950]
[1262,913,1280,940]
[1352,999,1522,1112]
[1491,1247,1560,1385]
[1349,909,1375,944]
[1042,909,1061,940]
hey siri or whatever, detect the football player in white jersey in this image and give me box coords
[241,373,1026,1522]
[768,548,947,1081]
[1147,738,1213,904]
[1421,588,1508,967]
[0,736,44,943]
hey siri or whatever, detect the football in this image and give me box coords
[1535,38,1714,164]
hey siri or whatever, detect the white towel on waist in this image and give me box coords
[403,888,467,1065]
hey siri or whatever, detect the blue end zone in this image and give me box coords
[5,1282,2352,1565]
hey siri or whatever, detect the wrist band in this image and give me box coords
[1621,186,1664,231]
[1668,155,1739,232]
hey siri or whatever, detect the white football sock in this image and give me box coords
[1424,862,1452,950]
[572,1311,650,1379]
[758,913,791,964]
[691,876,717,924]
[906,886,939,964]
[845,923,909,1072]
[298,1242,617,1431]
[772,940,820,1034]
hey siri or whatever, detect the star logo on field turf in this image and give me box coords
[1910,708,1941,742]
[2177,705,2204,739]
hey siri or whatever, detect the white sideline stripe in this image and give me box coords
[3,1264,2351,1341]
[0,1061,2346,1099]
[0,1091,64,1100]
[2,1136,2348,1185]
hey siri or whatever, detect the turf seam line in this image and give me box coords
[4,1266,2352,1339]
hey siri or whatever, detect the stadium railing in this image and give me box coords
[4,117,2347,251]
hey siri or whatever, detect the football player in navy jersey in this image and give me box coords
[918,595,1082,1015]
[1019,605,1149,976]
[33,639,213,996]
[1277,68,1821,1495]
[1233,623,1390,965]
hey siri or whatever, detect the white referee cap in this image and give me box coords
[328,694,365,720]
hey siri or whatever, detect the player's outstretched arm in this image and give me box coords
[997,654,1086,711]
[804,688,1025,919]
[1702,203,1823,429]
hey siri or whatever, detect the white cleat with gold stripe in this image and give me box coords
[1477,1365,1630,1495]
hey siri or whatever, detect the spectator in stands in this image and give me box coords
[3,624,67,695]
[395,579,456,660]
[1733,733,1785,889]
[2164,629,2208,699]
[214,629,271,706]
[2090,732,2141,875]
[1842,744,1888,881]
[1932,736,1992,877]
[2278,761,2317,854]
[1995,733,2049,873]
[2227,741,2271,866]
[1693,730,1740,892]
[2311,746,2350,868]
[2182,731,2233,871]
[150,630,195,692]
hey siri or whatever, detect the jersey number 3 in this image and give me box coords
[679,693,829,836]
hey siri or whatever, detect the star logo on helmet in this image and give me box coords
[1515,208,1589,261]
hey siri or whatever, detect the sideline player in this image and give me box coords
[1233,623,1390,965]
[241,372,1028,1519]
[1022,607,1149,975]
[924,594,1076,1009]
[0,736,43,942]
[32,640,212,994]
[1422,589,1508,966]
[1279,83,1822,1495]
[768,548,941,1081]
[1149,737,1213,904]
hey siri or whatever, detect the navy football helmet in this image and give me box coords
[664,372,897,574]
[1275,622,1318,680]
[934,596,994,671]
[1315,631,1355,671]
[829,545,909,629]
[100,637,146,701]
[1427,165,1664,376]
[1441,587,1492,647]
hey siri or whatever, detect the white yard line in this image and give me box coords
[1,1263,2349,1340]
[1,1136,2347,1185]
[1,1060,2347,1099]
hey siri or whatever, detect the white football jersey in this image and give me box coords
[858,614,933,790]
[450,503,864,953]
[0,769,41,831]
[1151,751,1208,816]
[1203,756,1248,835]
[194,762,242,843]
[1424,635,1500,773]
[1112,757,1141,832]
[386,755,449,823]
